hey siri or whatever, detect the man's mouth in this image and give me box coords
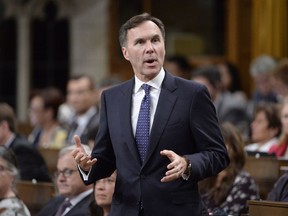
[144,58,157,64]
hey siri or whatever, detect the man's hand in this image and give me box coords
[160,150,188,182]
[72,135,97,172]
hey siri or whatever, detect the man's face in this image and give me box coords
[56,152,89,198]
[193,76,217,101]
[121,21,165,82]
[67,77,95,115]
[253,74,273,96]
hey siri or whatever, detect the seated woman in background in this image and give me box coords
[90,171,117,216]
[200,122,259,216]
[28,87,67,149]
[269,97,288,158]
[245,103,281,153]
[0,146,30,216]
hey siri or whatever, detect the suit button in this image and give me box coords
[140,174,145,179]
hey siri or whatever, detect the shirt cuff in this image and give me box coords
[78,165,92,181]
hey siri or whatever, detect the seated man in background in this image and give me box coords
[192,66,249,140]
[37,145,93,216]
[164,55,193,80]
[267,171,288,202]
[65,75,100,145]
[0,103,51,182]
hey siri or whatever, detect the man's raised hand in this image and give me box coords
[72,135,97,171]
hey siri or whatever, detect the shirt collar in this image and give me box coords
[5,133,16,148]
[68,188,93,206]
[76,107,97,124]
[134,67,165,93]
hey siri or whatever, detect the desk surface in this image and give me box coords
[248,199,288,216]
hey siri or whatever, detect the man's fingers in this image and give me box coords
[160,150,174,161]
[73,135,82,148]
[87,158,97,166]
[160,150,187,182]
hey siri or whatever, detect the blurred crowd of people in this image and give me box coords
[165,54,288,158]
[1,53,288,215]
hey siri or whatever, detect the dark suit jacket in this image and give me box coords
[9,134,51,182]
[36,193,93,216]
[67,110,100,145]
[86,71,229,216]
[80,111,100,145]
[267,171,288,202]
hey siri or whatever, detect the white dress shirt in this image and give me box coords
[80,68,165,181]
[131,68,165,136]
[62,189,93,215]
[245,137,278,152]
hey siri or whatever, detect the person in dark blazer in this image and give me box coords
[66,74,100,145]
[0,103,51,182]
[267,171,288,202]
[37,145,94,216]
[72,13,229,216]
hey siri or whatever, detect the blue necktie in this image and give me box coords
[135,84,151,162]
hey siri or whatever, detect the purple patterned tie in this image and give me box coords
[135,84,151,162]
[55,199,71,216]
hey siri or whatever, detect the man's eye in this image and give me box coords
[136,40,144,45]
[152,38,160,42]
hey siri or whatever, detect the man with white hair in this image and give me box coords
[250,54,278,104]
[37,145,94,216]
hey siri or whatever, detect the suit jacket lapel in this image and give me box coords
[118,79,142,164]
[143,72,177,165]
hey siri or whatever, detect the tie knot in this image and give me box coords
[62,199,72,208]
[142,84,151,95]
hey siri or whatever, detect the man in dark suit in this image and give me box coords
[72,13,229,216]
[37,145,93,216]
[66,74,100,145]
[0,103,51,182]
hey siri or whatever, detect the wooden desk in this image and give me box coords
[244,156,288,199]
[39,148,60,177]
[16,180,56,215]
[248,200,288,216]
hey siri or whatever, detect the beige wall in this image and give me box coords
[70,0,109,83]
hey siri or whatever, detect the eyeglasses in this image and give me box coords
[54,169,78,178]
[0,165,9,172]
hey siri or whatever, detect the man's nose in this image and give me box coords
[145,41,154,53]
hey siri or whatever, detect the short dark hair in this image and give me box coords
[68,74,95,90]
[192,66,221,89]
[0,146,17,168]
[41,87,64,119]
[254,102,281,137]
[0,103,17,132]
[166,55,192,72]
[119,12,165,47]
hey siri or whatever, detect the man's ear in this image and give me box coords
[121,47,129,61]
